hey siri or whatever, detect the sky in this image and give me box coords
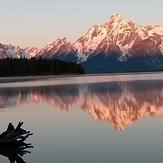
[0,0,163,49]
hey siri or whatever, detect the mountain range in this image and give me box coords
[1,14,163,73]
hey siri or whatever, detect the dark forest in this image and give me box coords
[0,58,85,77]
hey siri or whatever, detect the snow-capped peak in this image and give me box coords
[107,14,123,23]
[73,14,163,58]
[36,37,77,60]
[0,44,30,59]
[24,47,41,58]
[74,24,107,55]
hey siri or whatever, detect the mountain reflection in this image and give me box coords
[0,80,163,130]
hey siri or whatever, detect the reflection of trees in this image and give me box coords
[0,87,30,109]
[0,85,79,110]
[30,85,79,110]
[0,80,163,130]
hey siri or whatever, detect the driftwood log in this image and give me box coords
[0,122,33,163]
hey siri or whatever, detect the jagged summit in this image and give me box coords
[106,14,132,24]
[49,37,71,46]
[0,43,30,59]
[107,14,123,23]
[111,13,122,18]
[36,37,77,61]
[74,14,163,58]
[24,47,40,57]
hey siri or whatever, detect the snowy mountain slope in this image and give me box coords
[0,43,30,59]
[73,14,163,73]
[24,47,41,58]
[36,37,79,62]
[74,14,163,58]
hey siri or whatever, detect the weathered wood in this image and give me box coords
[0,122,33,163]
[0,122,33,148]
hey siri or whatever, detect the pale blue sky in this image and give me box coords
[0,0,162,48]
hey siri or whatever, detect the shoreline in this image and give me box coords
[0,71,163,80]
[0,71,163,88]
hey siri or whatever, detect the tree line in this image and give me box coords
[0,58,85,77]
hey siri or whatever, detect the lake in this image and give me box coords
[0,73,163,163]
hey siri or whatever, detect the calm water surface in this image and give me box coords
[0,73,163,163]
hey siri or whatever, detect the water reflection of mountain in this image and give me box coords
[0,80,163,130]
